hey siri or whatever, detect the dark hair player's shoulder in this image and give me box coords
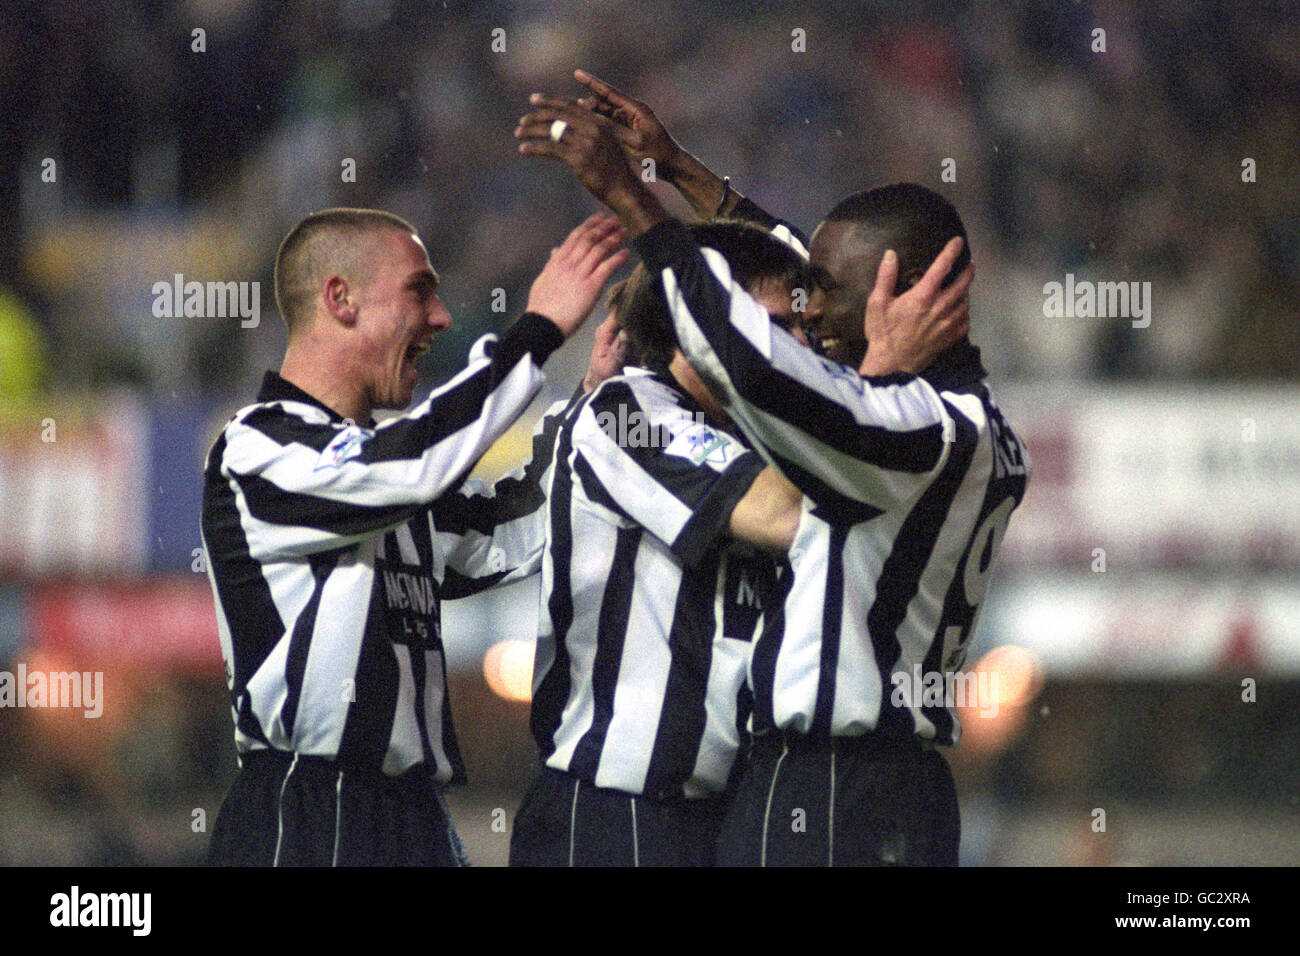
[690,219,810,291]
[618,219,810,369]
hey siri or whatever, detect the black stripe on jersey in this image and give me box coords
[282,551,340,738]
[532,425,578,756]
[862,371,920,388]
[758,366,945,474]
[750,567,790,734]
[404,520,450,773]
[409,639,437,767]
[488,312,566,375]
[439,567,507,600]
[568,525,641,779]
[868,402,980,739]
[202,432,282,744]
[572,452,624,515]
[810,518,850,736]
[631,220,947,472]
[642,549,720,799]
[336,583,402,771]
[237,405,339,452]
[234,471,421,537]
[359,374,501,465]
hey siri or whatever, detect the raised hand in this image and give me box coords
[573,69,681,176]
[515,95,669,236]
[574,69,735,219]
[526,215,630,338]
[859,238,973,377]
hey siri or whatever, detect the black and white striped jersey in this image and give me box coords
[201,314,564,781]
[632,219,1031,746]
[530,367,779,799]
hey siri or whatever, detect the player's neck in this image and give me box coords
[280,340,371,424]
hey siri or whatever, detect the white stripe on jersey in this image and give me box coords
[690,550,754,793]
[544,511,621,771]
[386,644,422,775]
[289,545,374,754]
[594,542,677,792]
[770,503,829,734]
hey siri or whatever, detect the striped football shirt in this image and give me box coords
[201,313,563,780]
[633,219,1031,745]
[530,367,780,798]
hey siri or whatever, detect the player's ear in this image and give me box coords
[322,274,359,325]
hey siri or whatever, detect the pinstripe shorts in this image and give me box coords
[717,731,959,867]
[508,766,727,867]
[207,749,467,867]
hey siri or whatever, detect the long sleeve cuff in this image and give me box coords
[508,311,566,365]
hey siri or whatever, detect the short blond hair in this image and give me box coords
[274,208,419,333]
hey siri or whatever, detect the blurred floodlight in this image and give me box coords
[976,644,1045,709]
[483,639,534,703]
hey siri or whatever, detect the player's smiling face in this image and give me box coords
[355,230,451,411]
[807,220,879,367]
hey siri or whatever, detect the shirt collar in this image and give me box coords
[632,363,708,415]
[917,339,988,393]
[257,371,361,425]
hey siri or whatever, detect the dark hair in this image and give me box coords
[823,183,970,292]
[274,208,419,332]
[619,219,810,368]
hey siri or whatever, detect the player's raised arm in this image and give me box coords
[215,216,627,560]
[571,69,736,220]
[516,105,945,511]
[571,70,805,244]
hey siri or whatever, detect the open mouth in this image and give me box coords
[818,336,840,354]
[405,341,431,362]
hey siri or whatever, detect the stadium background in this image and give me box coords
[1,0,1297,865]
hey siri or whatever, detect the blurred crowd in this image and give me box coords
[1,0,1297,400]
[1,0,1297,866]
